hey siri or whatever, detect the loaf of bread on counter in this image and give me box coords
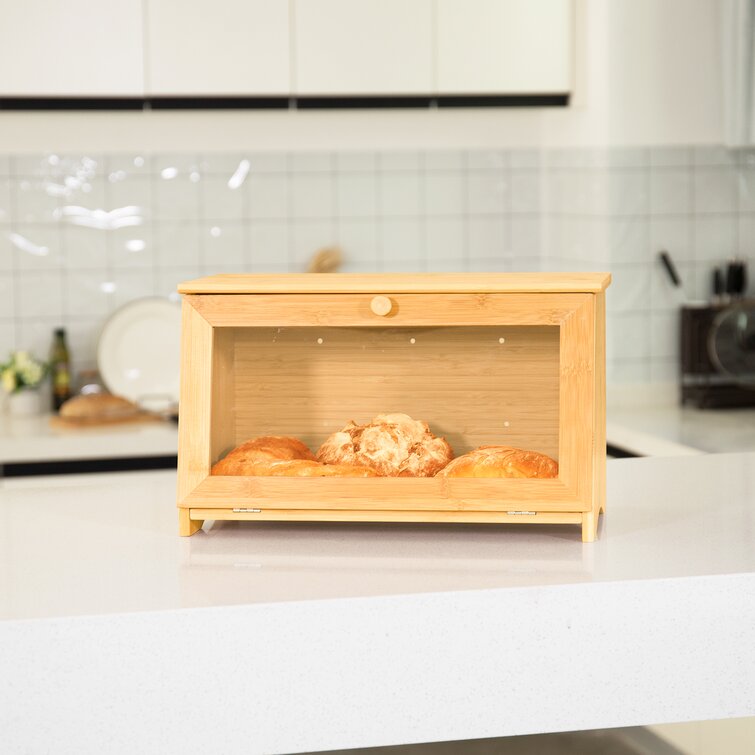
[59,393,140,419]
[317,412,454,477]
[435,446,558,479]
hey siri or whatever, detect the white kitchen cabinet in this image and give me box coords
[293,0,433,95]
[0,0,144,96]
[146,0,290,95]
[436,0,572,94]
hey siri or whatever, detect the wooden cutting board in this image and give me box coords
[49,412,167,430]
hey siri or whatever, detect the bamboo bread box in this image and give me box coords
[176,273,611,541]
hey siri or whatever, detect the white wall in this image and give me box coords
[0,0,725,154]
[606,0,723,146]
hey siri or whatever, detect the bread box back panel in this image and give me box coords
[176,274,610,541]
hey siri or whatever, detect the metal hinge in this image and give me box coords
[507,510,537,516]
[233,508,262,513]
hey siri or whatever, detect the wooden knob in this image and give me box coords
[370,295,393,317]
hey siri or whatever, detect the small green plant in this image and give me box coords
[1,351,47,394]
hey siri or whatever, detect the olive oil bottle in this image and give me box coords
[50,328,71,412]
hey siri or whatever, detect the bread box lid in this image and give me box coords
[177,273,611,295]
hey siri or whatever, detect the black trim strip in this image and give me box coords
[297,95,432,109]
[0,97,144,110]
[1,455,177,477]
[437,94,569,108]
[150,96,289,110]
[0,93,569,111]
[606,443,642,459]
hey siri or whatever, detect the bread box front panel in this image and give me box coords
[176,275,608,540]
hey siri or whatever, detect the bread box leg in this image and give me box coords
[179,509,203,536]
[581,506,603,542]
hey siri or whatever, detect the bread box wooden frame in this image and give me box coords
[176,273,610,541]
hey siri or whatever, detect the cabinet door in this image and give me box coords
[0,0,143,96]
[436,0,572,94]
[293,0,433,95]
[146,0,290,95]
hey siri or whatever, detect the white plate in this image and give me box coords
[97,298,182,410]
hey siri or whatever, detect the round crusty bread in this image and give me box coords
[212,436,316,475]
[59,393,139,419]
[317,412,454,477]
[435,446,558,479]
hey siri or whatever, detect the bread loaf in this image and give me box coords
[317,412,454,477]
[435,446,558,479]
[211,435,316,475]
[59,393,139,419]
[244,460,379,477]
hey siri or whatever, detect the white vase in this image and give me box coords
[6,390,42,417]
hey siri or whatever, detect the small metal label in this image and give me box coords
[233,508,262,513]
[506,510,537,516]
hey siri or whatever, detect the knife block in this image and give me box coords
[176,273,610,541]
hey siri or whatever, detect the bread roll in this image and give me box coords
[317,412,454,477]
[436,446,558,479]
[212,435,315,475]
[59,393,139,419]
[248,460,379,477]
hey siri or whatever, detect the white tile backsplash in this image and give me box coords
[378,173,421,217]
[13,179,60,223]
[606,263,652,313]
[606,311,651,361]
[12,225,63,271]
[467,172,507,215]
[247,221,289,267]
[466,150,508,171]
[291,220,336,268]
[380,218,424,262]
[0,273,14,319]
[693,215,737,262]
[248,174,289,220]
[291,174,335,219]
[609,170,649,216]
[423,151,464,171]
[0,321,16,356]
[650,169,692,215]
[510,171,541,214]
[64,270,111,318]
[154,174,200,220]
[335,152,377,173]
[335,219,378,267]
[425,217,465,261]
[203,222,246,271]
[336,174,377,218]
[111,227,152,270]
[693,168,737,213]
[0,145,751,386]
[202,176,245,220]
[17,270,63,319]
[424,173,464,215]
[0,225,14,271]
[650,217,693,263]
[154,222,202,268]
[378,151,421,171]
[468,216,507,260]
[0,178,11,224]
[649,146,692,168]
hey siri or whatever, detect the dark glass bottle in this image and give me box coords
[50,328,72,412]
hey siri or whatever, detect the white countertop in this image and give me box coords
[0,412,177,464]
[1,454,754,753]
[608,404,755,456]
